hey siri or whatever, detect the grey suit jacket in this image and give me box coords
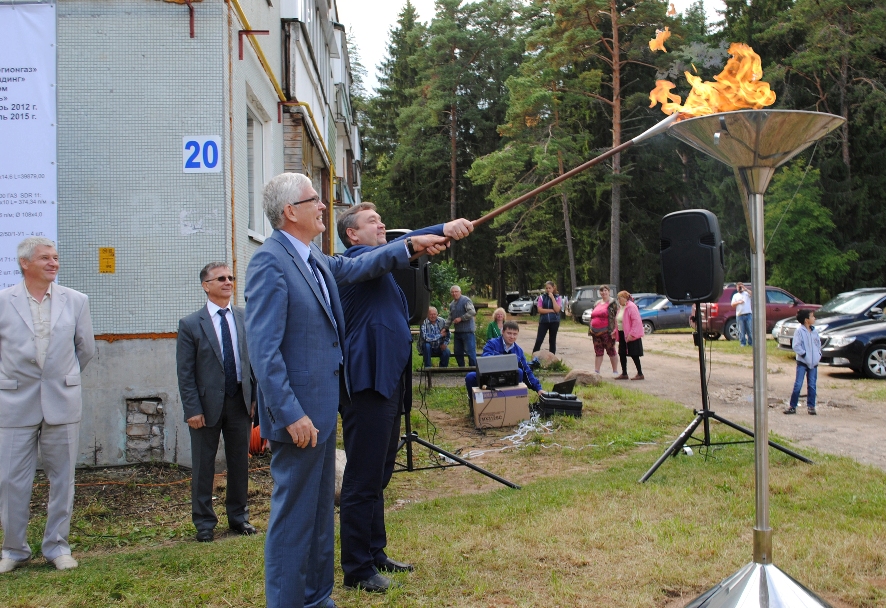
[176,303,252,427]
[0,281,95,427]
[245,230,410,445]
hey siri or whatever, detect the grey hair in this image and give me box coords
[336,202,377,247]
[200,262,230,283]
[450,285,461,292]
[428,306,438,314]
[263,172,313,230]
[17,237,56,271]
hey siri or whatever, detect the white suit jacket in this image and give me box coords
[0,281,95,427]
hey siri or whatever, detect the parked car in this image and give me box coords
[772,317,788,341]
[698,284,819,340]
[508,295,537,316]
[640,298,694,334]
[774,288,886,351]
[581,294,671,325]
[632,293,667,310]
[819,319,886,379]
[568,284,616,323]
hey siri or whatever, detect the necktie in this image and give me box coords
[217,308,238,397]
[307,254,330,307]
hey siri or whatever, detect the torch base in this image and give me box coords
[684,562,834,608]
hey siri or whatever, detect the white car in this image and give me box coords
[508,295,537,315]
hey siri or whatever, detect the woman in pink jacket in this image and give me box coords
[615,290,644,380]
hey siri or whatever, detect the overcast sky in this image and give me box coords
[334,0,726,94]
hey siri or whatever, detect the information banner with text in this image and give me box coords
[0,3,57,289]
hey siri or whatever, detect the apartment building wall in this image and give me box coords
[55,0,284,465]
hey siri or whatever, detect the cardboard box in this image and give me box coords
[471,383,530,429]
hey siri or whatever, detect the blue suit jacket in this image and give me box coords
[339,225,445,400]
[481,336,542,393]
[245,230,411,445]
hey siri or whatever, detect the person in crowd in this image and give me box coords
[176,262,256,543]
[0,237,95,573]
[731,282,753,346]
[486,307,506,340]
[589,285,619,377]
[784,309,821,416]
[465,321,544,399]
[420,307,451,368]
[615,291,644,380]
[245,172,451,608]
[532,281,563,354]
[447,286,477,367]
[336,203,473,593]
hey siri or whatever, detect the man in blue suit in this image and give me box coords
[245,173,451,608]
[336,204,473,592]
[465,321,545,399]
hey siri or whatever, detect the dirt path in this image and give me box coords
[519,326,886,471]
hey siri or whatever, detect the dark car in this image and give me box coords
[819,319,886,379]
[640,298,694,334]
[774,288,886,351]
[698,284,819,341]
[568,284,616,323]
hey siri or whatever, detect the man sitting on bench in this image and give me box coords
[465,321,543,400]
[419,306,451,368]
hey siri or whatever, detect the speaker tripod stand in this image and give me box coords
[395,350,519,489]
[639,303,812,483]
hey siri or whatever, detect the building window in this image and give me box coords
[247,108,271,238]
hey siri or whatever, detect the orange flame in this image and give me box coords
[649,43,777,118]
[649,27,671,53]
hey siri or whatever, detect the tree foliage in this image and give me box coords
[355,0,886,304]
[763,161,858,303]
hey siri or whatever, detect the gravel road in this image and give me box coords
[519,325,886,471]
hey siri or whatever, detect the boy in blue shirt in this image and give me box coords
[784,310,821,415]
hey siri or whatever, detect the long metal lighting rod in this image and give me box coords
[471,113,680,228]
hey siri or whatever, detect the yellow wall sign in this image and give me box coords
[99,248,116,274]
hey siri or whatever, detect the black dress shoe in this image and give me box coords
[375,557,414,573]
[196,530,214,542]
[230,522,258,536]
[343,572,394,593]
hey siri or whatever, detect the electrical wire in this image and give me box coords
[765,141,819,255]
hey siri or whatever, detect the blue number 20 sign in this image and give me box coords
[182,136,222,173]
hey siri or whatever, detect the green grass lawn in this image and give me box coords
[2,382,884,607]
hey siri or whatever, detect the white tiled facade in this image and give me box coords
[45,0,360,465]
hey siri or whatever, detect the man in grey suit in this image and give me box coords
[245,172,449,608]
[176,262,256,542]
[0,237,95,573]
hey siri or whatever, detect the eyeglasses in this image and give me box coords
[290,195,321,207]
[204,275,235,283]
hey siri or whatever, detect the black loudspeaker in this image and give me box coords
[386,229,431,325]
[660,209,725,304]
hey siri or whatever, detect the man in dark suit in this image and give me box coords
[245,173,452,608]
[336,204,473,592]
[176,262,256,542]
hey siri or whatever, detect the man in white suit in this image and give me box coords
[0,237,95,573]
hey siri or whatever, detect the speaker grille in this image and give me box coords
[659,210,724,304]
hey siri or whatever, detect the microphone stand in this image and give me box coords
[396,345,519,489]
